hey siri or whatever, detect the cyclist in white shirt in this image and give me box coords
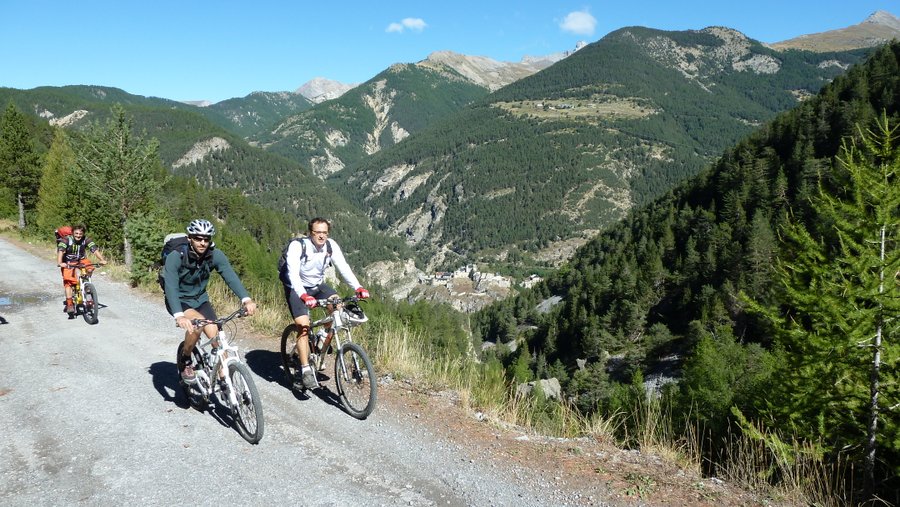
[279,217,369,389]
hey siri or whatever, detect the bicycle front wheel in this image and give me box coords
[334,342,376,419]
[82,283,98,324]
[280,324,300,385]
[228,361,264,444]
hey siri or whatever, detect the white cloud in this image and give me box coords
[386,17,427,33]
[560,10,596,36]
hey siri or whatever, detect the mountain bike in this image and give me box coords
[65,260,104,324]
[280,296,377,419]
[177,307,265,444]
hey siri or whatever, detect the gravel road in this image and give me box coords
[0,237,607,507]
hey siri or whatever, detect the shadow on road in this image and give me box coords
[244,349,347,413]
[244,349,288,387]
[147,361,235,431]
[148,361,189,409]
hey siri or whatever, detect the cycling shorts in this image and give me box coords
[61,260,94,287]
[284,283,337,319]
[165,300,217,321]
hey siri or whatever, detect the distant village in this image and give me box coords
[415,264,543,312]
[419,264,543,289]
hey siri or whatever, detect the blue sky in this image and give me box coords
[2,1,896,103]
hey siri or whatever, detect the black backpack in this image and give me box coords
[277,237,332,277]
[157,233,190,290]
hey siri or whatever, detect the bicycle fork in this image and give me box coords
[189,342,237,407]
[210,347,242,410]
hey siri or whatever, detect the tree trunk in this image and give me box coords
[123,233,133,271]
[17,192,25,229]
[864,225,886,495]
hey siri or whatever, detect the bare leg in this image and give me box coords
[180,308,208,365]
[293,315,311,366]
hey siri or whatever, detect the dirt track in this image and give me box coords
[0,236,620,506]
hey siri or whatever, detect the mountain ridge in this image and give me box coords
[770,10,900,51]
[330,25,870,276]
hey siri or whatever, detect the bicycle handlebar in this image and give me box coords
[313,295,366,308]
[63,261,107,267]
[189,307,248,327]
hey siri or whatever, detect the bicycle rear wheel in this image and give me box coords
[228,361,264,444]
[82,283,98,324]
[334,342,376,419]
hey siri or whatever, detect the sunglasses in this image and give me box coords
[189,236,211,243]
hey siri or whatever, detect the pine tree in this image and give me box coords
[74,105,167,269]
[36,130,77,232]
[751,113,899,490]
[0,103,41,228]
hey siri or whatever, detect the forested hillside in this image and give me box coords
[2,22,898,503]
[330,27,871,272]
[0,85,410,268]
[474,41,900,495]
[254,63,489,176]
[200,91,313,139]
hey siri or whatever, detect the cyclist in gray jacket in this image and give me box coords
[163,219,257,382]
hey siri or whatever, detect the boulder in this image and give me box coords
[515,378,562,400]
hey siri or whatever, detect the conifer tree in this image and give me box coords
[752,113,899,489]
[74,105,167,269]
[36,130,77,232]
[0,103,41,228]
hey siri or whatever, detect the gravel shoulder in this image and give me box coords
[0,234,765,506]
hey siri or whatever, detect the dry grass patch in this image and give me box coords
[493,95,656,122]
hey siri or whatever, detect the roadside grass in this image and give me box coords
[711,422,851,506]
[143,275,859,505]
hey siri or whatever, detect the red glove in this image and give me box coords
[300,293,317,308]
[355,287,369,299]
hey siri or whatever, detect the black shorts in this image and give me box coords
[284,283,337,319]
[166,300,217,321]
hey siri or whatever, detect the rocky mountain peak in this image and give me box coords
[417,44,582,91]
[770,10,900,51]
[863,10,900,30]
[296,77,357,104]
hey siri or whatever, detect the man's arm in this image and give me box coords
[212,250,251,301]
[329,240,362,290]
[163,252,185,319]
[88,241,107,264]
[284,240,308,295]
[212,250,256,315]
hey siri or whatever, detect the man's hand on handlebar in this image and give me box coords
[175,316,195,333]
[300,293,317,308]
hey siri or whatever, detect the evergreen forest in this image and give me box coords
[474,41,900,497]
[330,27,871,271]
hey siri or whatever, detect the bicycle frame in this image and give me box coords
[309,297,366,376]
[281,295,375,418]
[68,262,93,305]
[191,327,243,408]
